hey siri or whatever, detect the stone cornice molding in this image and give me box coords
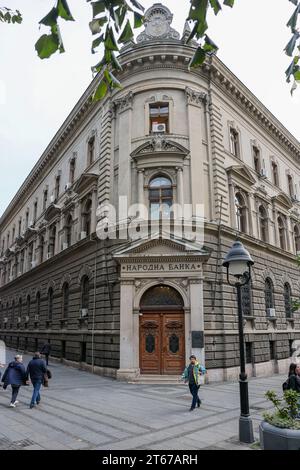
[113,91,134,114]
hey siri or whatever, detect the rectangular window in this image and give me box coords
[229,128,240,157]
[43,190,48,210]
[12,227,15,242]
[272,162,279,186]
[150,103,169,134]
[245,342,253,364]
[34,200,38,221]
[55,176,60,201]
[18,219,22,236]
[88,137,95,166]
[25,211,29,229]
[270,341,276,360]
[253,146,260,174]
[288,174,294,199]
[69,158,76,184]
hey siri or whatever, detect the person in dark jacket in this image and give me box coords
[1,355,26,407]
[40,342,51,366]
[181,355,207,411]
[26,352,47,409]
[288,363,300,392]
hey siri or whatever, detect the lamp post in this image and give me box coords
[223,239,255,444]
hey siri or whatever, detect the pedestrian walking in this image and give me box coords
[181,355,206,411]
[0,355,27,407]
[40,341,51,366]
[26,352,47,409]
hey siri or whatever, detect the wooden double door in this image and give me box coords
[139,311,185,375]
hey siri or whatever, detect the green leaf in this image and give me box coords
[203,34,218,53]
[189,46,206,69]
[104,26,119,51]
[115,6,127,29]
[119,19,134,43]
[287,4,300,31]
[134,11,144,28]
[111,51,123,71]
[209,0,221,15]
[39,7,58,26]
[187,0,209,38]
[89,17,108,34]
[223,0,234,6]
[294,70,300,81]
[93,79,108,101]
[91,1,106,17]
[57,0,74,21]
[35,33,59,59]
[91,33,104,53]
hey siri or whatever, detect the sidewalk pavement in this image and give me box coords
[0,350,285,450]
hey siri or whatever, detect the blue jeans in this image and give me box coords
[31,380,42,405]
[189,383,201,409]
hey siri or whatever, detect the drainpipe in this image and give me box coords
[90,235,98,374]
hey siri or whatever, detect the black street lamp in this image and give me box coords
[223,240,255,444]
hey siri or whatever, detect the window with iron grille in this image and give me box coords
[284,283,292,318]
[265,278,274,312]
[62,283,69,319]
[241,282,252,317]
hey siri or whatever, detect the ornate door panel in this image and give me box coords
[139,314,161,374]
[139,311,185,375]
[162,313,185,374]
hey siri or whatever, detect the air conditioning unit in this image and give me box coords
[17,317,21,323]
[80,308,88,318]
[292,195,300,203]
[152,123,166,133]
[80,231,87,240]
[31,260,37,268]
[18,271,22,276]
[267,308,276,317]
[29,220,34,227]
[4,317,8,323]
[260,168,267,179]
[25,315,29,323]
[65,182,72,192]
[50,195,55,203]
[34,315,39,322]
[9,275,14,281]
[46,253,51,260]
[62,242,69,250]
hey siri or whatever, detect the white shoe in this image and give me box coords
[9,403,16,408]
[13,401,19,405]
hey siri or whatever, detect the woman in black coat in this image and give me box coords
[288,363,300,392]
[1,355,27,407]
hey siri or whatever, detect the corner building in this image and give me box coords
[1,4,300,382]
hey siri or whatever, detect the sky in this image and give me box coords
[0,0,299,217]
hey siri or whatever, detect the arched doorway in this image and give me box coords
[139,285,185,375]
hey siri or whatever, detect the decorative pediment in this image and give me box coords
[23,225,38,241]
[131,136,189,160]
[113,232,211,261]
[226,165,256,187]
[73,172,99,195]
[272,192,293,210]
[44,203,62,222]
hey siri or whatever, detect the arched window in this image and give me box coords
[284,283,292,318]
[36,292,40,317]
[229,127,240,157]
[81,276,89,313]
[235,192,247,233]
[140,285,184,310]
[48,287,53,320]
[258,205,268,242]
[87,137,95,166]
[265,278,275,313]
[278,216,286,250]
[62,283,69,319]
[82,199,92,237]
[294,225,300,253]
[149,176,173,219]
[288,174,294,199]
[65,215,73,248]
[26,295,31,320]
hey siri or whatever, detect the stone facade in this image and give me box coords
[1,3,300,382]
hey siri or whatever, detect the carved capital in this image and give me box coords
[185,87,207,107]
[114,91,134,114]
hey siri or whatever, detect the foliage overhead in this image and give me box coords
[1,1,300,97]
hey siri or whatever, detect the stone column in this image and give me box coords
[185,87,206,218]
[228,179,237,229]
[91,188,98,234]
[189,277,205,366]
[176,167,184,208]
[117,279,139,381]
[138,170,144,207]
[246,193,254,236]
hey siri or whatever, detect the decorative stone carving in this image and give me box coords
[114,91,134,113]
[185,87,207,107]
[136,4,180,43]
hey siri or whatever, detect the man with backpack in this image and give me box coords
[181,355,207,411]
[1,355,27,407]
